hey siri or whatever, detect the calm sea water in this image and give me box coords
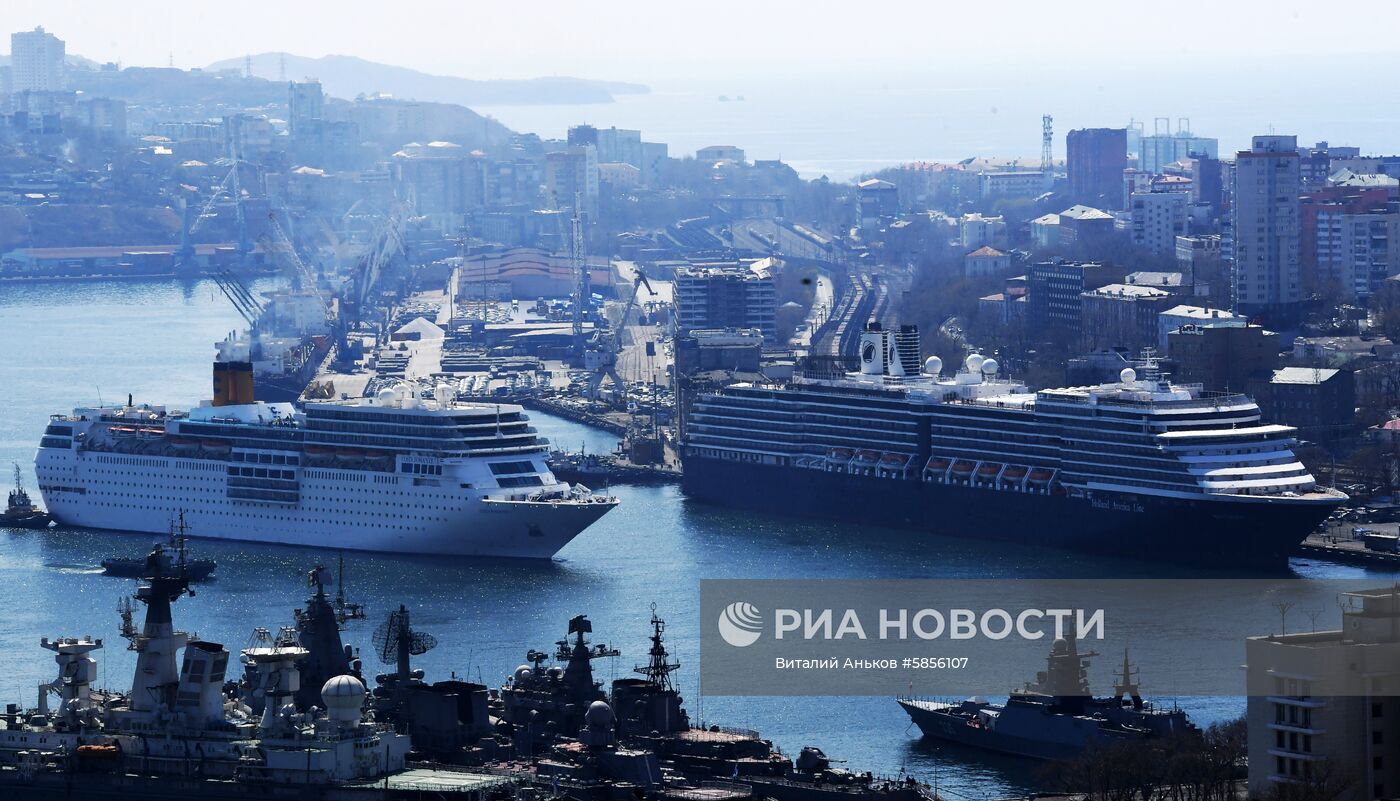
[476,65,1400,182]
[0,278,1391,799]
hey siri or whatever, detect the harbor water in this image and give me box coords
[1,278,1392,799]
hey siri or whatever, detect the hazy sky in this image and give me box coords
[6,0,1399,84]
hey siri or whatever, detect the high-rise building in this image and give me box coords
[391,141,486,232]
[1129,191,1191,256]
[288,80,324,136]
[1066,128,1128,209]
[1028,259,1096,335]
[1245,587,1400,800]
[674,266,777,342]
[1138,130,1218,175]
[10,26,65,93]
[1231,135,1302,320]
[544,145,599,211]
[640,141,669,188]
[1301,187,1399,301]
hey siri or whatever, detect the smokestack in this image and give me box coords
[212,360,255,406]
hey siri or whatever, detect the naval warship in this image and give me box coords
[0,552,935,800]
[0,546,526,800]
[897,636,1196,760]
[354,604,935,800]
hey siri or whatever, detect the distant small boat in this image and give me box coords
[4,463,52,530]
[101,513,216,581]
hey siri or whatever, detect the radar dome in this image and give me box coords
[922,356,942,376]
[585,700,614,727]
[1120,367,1137,383]
[320,675,366,723]
[433,384,453,406]
[980,358,999,376]
[965,354,985,373]
[376,387,397,404]
[513,665,533,682]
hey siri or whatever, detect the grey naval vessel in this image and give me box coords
[0,553,936,801]
[897,636,1196,760]
[682,324,1345,565]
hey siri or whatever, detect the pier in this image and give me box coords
[1296,525,1400,568]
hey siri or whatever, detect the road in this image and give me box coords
[791,274,833,348]
[615,322,670,387]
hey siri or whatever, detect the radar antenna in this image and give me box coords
[635,603,680,692]
[117,596,138,647]
[372,605,437,679]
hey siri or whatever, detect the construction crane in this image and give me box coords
[584,267,656,399]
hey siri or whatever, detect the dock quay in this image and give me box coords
[1295,523,1400,568]
[520,395,628,436]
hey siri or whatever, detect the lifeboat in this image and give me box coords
[855,450,881,463]
[881,453,910,467]
[1028,468,1053,484]
[168,437,199,451]
[925,456,951,471]
[951,460,975,476]
[76,744,119,759]
[827,448,854,461]
[1002,466,1028,480]
[335,449,366,462]
[976,463,1000,478]
[304,445,335,456]
[200,439,231,454]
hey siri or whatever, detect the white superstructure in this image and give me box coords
[35,384,618,558]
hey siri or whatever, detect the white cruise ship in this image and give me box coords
[681,326,1346,564]
[35,375,617,558]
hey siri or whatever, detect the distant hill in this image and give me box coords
[207,53,648,106]
[62,67,515,151]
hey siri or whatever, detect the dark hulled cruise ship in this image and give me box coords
[681,327,1344,564]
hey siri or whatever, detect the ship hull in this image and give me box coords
[681,456,1336,565]
[38,453,615,559]
[897,700,1089,760]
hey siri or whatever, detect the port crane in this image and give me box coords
[584,266,656,399]
[331,202,406,370]
[178,139,254,272]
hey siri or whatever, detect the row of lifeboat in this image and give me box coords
[166,437,229,454]
[925,456,1055,489]
[826,448,915,477]
[304,446,395,466]
[825,449,1059,492]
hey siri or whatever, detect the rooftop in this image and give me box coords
[967,245,1007,258]
[1161,305,1246,323]
[1059,205,1114,221]
[1125,271,1184,287]
[1272,367,1341,385]
[1084,283,1172,300]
